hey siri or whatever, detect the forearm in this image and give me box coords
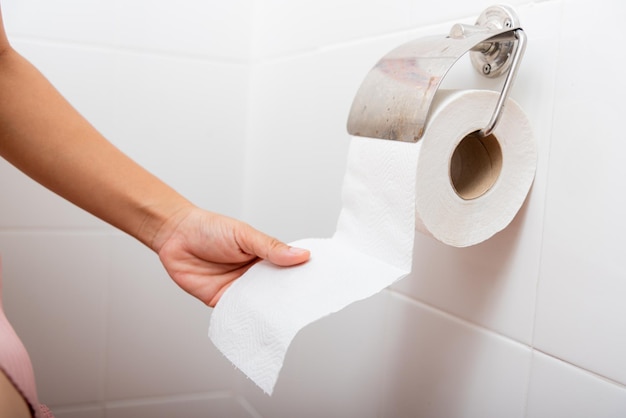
[0,45,193,250]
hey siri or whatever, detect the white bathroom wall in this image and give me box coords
[0,1,256,417]
[2,0,626,417]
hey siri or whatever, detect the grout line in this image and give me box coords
[523,1,567,416]
[248,17,470,66]
[102,390,234,409]
[0,228,124,238]
[46,402,104,415]
[7,34,249,65]
[236,394,265,418]
[48,390,261,416]
[386,288,533,349]
[528,0,565,353]
[239,50,260,224]
[387,288,626,391]
[48,391,237,414]
[100,234,114,404]
[532,348,626,389]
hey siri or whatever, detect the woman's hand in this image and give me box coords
[153,207,310,307]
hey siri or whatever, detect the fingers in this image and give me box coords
[269,243,311,266]
[238,224,310,267]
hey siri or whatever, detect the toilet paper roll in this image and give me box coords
[208,89,536,394]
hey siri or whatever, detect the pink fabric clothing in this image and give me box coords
[0,260,54,418]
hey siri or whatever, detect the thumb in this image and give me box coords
[239,225,310,266]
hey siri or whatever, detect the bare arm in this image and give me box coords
[0,9,191,250]
[0,8,309,307]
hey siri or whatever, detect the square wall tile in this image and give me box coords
[243,34,408,241]
[240,291,391,418]
[112,0,253,60]
[526,351,626,418]
[0,233,110,406]
[109,52,248,217]
[533,0,626,385]
[104,234,238,400]
[251,0,413,59]
[380,293,531,418]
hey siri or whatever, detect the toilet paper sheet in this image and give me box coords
[208,89,536,394]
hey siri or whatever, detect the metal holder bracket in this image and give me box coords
[347,4,526,142]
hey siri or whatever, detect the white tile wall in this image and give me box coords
[105,51,248,216]
[380,293,532,418]
[526,351,626,418]
[1,0,118,47]
[250,0,413,59]
[2,0,253,60]
[111,0,253,60]
[533,0,626,386]
[3,0,626,417]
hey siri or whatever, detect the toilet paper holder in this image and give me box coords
[347,4,526,142]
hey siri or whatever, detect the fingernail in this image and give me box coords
[288,246,309,256]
